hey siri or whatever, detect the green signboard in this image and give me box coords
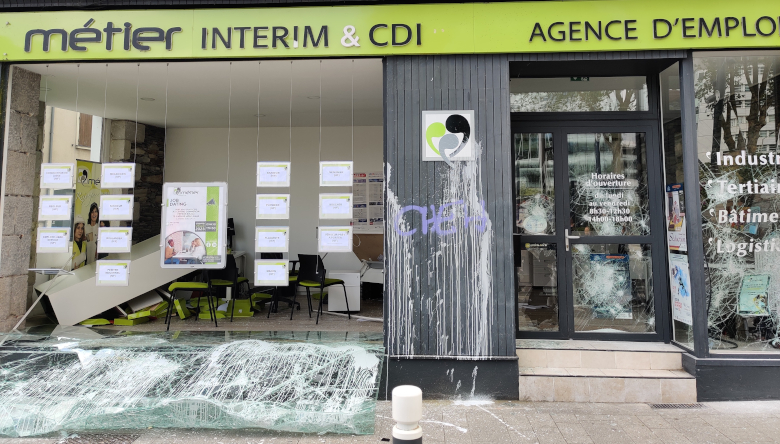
[1,0,779,61]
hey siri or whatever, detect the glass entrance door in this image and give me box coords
[514,122,669,340]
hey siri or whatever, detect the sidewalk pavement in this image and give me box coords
[3,400,780,444]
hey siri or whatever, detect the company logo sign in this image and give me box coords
[422,110,474,164]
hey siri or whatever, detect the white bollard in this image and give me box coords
[392,385,423,444]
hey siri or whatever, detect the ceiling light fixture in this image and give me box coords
[254,113,266,118]
[307,95,320,99]
[140,97,155,101]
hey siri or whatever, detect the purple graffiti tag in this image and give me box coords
[394,200,487,236]
[465,200,487,231]
[394,205,431,236]
[436,200,463,235]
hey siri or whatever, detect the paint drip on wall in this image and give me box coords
[386,143,494,356]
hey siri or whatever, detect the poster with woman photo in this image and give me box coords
[666,183,687,252]
[72,160,112,269]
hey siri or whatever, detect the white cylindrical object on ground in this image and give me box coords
[392,385,423,442]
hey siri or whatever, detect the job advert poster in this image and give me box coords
[161,182,227,268]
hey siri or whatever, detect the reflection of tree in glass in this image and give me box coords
[510,88,638,112]
[697,56,780,350]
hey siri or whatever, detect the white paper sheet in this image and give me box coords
[318,226,353,252]
[101,163,136,189]
[257,162,291,187]
[37,229,70,253]
[319,161,353,186]
[40,164,74,189]
[319,194,353,219]
[98,228,132,253]
[255,260,289,286]
[39,196,72,221]
[256,194,290,219]
[96,261,130,286]
[255,227,289,252]
[100,195,134,220]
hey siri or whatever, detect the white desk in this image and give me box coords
[361,261,384,284]
[326,270,360,312]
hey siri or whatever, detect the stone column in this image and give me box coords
[0,67,42,332]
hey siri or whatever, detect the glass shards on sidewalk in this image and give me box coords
[0,328,384,438]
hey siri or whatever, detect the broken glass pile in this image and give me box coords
[0,329,384,437]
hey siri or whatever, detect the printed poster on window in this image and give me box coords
[589,253,633,320]
[353,172,384,233]
[161,182,227,269]
[738,274,771,316]
[666,183,687,252]
[669,253,693,325]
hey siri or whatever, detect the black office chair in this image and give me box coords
[209,254,247,322]
[245,253,300,316]
[164,270,218,331]
[295,254,350,324]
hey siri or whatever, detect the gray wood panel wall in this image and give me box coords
[383,55,515,358]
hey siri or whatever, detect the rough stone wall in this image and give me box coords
[109,120,163,244]
[0,67,42,332]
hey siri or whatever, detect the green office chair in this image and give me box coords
[295,254,350,324]
[164,270,218,331]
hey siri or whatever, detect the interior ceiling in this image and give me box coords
[21,59,383,128]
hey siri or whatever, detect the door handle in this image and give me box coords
[565,229,580,252]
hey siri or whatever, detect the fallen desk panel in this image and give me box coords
[36,235,193,326]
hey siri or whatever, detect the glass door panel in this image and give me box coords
[514,124,665,339]
[571,243,655,333]
[515,132,562,333]
[567,133,650,236]
[566,132,656,334]
[517,242,560,332]
[515,132,555,235]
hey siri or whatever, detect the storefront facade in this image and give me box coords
[1,0,779,402]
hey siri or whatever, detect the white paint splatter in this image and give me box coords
[386,143,494,356]
[452,398,493,406]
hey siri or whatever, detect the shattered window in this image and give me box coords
[517,243,559,332]
[572,243,655,333]
[515,133,555,235]
[568,133,651,236]
[0,329,384,437]
[695,52,780,352]
[660,62,695,350]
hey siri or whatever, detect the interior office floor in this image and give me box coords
[24,299,384,333]
[5,400,780,444]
